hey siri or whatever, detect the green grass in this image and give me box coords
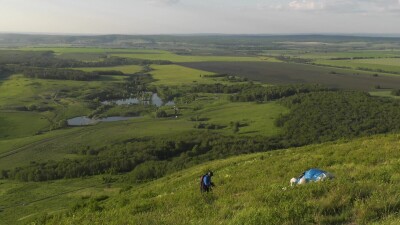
[369,91,400,99]
[0,176,123,225]
[0,111,51,139]
[0,128,80,155]
[30,133,400,225]
[150,65,216,86]
[0,74,105,108]
[0,75,38,107]
[75,65,143,74]
[195,101,287,136]
[112,52,273,63]
[263,50,400,60]
[301,51,399,60]
[21,47,277,63]
[315,58,400,74]
[0,117,195,170]
[19,47,166,54]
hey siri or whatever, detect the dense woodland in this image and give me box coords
[277,91,400,145]
[229,84,331,102]
[23,68,100,81]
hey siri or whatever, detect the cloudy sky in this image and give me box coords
[0,0,399,34]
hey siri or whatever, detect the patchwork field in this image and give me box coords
[180,61,400,91]
[111,52,272,63]
[315,58,400,74]
[264,50,400,60]
[1,36,400,225]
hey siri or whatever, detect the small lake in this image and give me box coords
[102,93,175,107]
[67,116,137,126]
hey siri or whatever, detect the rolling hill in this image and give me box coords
[34,133,400,225]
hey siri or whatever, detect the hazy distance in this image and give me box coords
[0,0,399,35]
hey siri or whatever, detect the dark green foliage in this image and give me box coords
[93,70,124,75]
[230,84,330,102]
[277,91,400,145]
[190,83,253,94]
[82,74,152,101]
[6,133,283,182]
[194,123,225,130]
[23,68,100,81]
[156,110,168,118]
[0,65,11,78]
[391,89,400,96]
[231,121,240,133]
[0,50,171,68]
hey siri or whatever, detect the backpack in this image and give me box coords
[200,174,207,192]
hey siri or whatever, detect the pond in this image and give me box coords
[102,93,174,107]
[67,116,138,126]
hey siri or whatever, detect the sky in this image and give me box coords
[0,0,399,35]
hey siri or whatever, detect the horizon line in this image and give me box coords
[1,31,400,38]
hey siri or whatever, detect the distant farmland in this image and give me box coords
[180,61,400,91]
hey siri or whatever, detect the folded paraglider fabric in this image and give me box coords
[303,168,329,182]
[291,168,334,186]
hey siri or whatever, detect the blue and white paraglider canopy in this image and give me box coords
[291,168,334,186]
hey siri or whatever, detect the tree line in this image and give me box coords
[229,84,331,102]
[0,50,172,68]
[23,68,100,81]
[1,133,283,182]
[4,89,400,182]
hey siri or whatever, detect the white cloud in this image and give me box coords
[288,0,323,10]
[148,0,180,6]
[265,0,400,13]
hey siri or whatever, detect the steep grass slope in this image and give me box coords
[39,134,400,225]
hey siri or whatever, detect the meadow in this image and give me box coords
[315,58,400,74]
[28,133,400,225]
[149,65,216,86]
[111,52,272,63]
[1,37,400,225]
[263,50,400,60]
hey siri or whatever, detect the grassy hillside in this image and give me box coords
[34,134,400,225]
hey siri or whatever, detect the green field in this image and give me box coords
[20,47,167,54]
[0,74,105,108]
[315,58,400,74]
[369,90,400,99]
[112,52,273,63]
[264,50,400,60]
[15,134,400,225]
[0,176,120,225]
[149,64,216,85]
[2,39,400,225]
[0,111,50,139]
[195,101,287,136]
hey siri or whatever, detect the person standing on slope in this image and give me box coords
[200,171,215,192]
